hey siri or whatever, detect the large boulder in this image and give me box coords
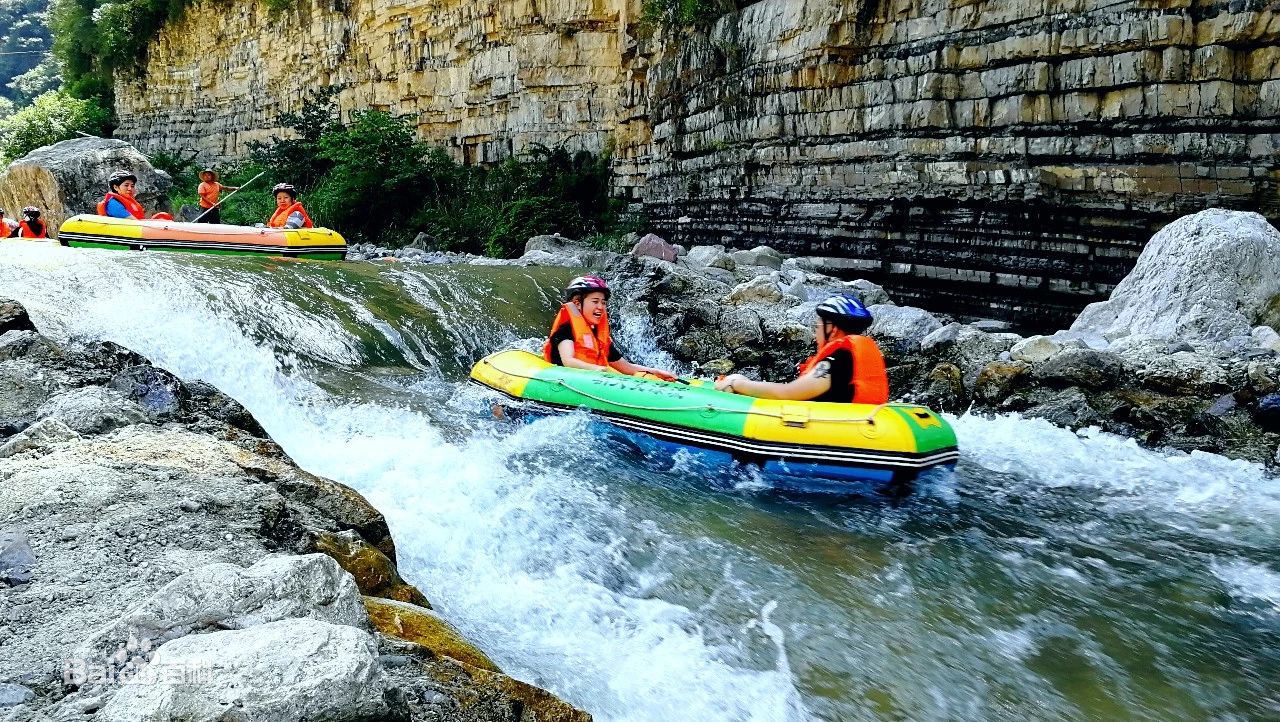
[95,619,399,722]
[1071,209,1280,347]
[631,233,678,262]
[0,137,172,233]
[867,304,943,355]
[685,244,736,271]
[0,299,35,335]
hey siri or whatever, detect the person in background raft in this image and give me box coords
[10,206,47,238]
[0,209,17,234]
[97,171,173,220]
[195,169,238,224]
[715,295,889,404]
[545,275,678,381]
[266,183,313,229]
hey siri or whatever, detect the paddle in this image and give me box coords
[192,171,266,223]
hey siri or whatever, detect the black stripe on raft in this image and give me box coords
[472,381,960,472]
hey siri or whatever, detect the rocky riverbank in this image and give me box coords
[354,209,1280,470]
[0,301,589,721]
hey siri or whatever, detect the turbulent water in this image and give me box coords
[2,243,1278,721]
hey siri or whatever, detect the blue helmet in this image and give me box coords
[816,294,873,333]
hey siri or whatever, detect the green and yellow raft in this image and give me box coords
[471,350,959,489]
[58,215,347,260]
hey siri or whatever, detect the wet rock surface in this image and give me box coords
[0,302,591,722]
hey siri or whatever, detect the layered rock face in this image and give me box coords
[114,0,1280,327]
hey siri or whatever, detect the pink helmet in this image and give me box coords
[563,275,610,301]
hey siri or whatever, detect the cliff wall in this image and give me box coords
[115,0,1280,327]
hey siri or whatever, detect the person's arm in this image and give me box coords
[558,339,612,373]
[715,364,832,400]
[610,357,677,381]
[104,198,131,219]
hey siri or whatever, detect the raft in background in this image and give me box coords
[470,350,960,491]
[57,215,347,260]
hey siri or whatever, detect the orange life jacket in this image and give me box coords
[542,302,611,367]
[96,192,146,219]
[16,220,46,238]
[799,334,889,404]
[268,202,314,229]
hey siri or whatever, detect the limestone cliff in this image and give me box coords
[114,0,1280,327]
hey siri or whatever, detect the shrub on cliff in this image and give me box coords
[0,89,110,160]
[240,92,625,253]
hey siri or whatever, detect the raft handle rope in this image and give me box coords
[479,357,930,425]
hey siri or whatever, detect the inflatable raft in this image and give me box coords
[471,350,960,489]
[58,215,347,260]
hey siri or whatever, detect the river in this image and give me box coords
[2,243,1277,721]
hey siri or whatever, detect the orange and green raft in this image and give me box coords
[471,349,960,488]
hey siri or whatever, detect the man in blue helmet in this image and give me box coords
[715,294,889,404]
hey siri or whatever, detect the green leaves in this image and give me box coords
[0,89,109,160]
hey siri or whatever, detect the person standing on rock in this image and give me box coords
[10,207,47,238]
[0,209,17,234]
[544,275,678,381]
[266,183,314,229]
[715,295,889,404]
[195,169,238,224]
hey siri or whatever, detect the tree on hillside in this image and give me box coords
[0,0,53,103]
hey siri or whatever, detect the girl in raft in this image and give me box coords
[9,207,47,238]
[98,170,173,220]
[544,275,678,381]
[266,183,313,229]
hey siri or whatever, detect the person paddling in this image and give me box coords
[97,171,173,220]
[195,169,238,224]
[266,183,313,229]
[10,207,47,238]
[0,209,17,234]
[715,295,889,403]
[544,275,677,381]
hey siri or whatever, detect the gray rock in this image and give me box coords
[73,554,367,672]
[2,138,172,225]
[35,386,148,435]
[0,417,79,458]
[407,232,437,251]
[1139,351,1231,396]
[0,329,63,363]
[517,249,579,267]
[1,298,35,335]
[867,304,944,354]
[685,244,736,271]
[842,279,892,306]
[1025,388,1103,428]
[108,365,187,417]
[922,323,1022,383]
[1010,335,1065,363]
[523,234,578,255]
[0,682,34,707]
[177,204,203,222]
[631,233,677,262]
[1252,325,1280,353]
[1031,347,1126,389]
[1071,209,1280,347]
[0,530,36,585]
[0,360,56,433]
[724,274,784,305]
[730,246,783,270]
[95,619,398,722]
[970,319,1013,332]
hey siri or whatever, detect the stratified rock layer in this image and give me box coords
[114,0,1280,326]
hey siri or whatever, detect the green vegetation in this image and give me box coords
[0,0,53,103]
[0,88,109,160]
[51,0,195,103]
[640,0,734,30]
[168,93,631,255]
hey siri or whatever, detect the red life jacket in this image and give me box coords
[268,202,314,229]
[799,334,889,404]
[542,302,611,367]
[96,192,146,219]
[16,220,46,238]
